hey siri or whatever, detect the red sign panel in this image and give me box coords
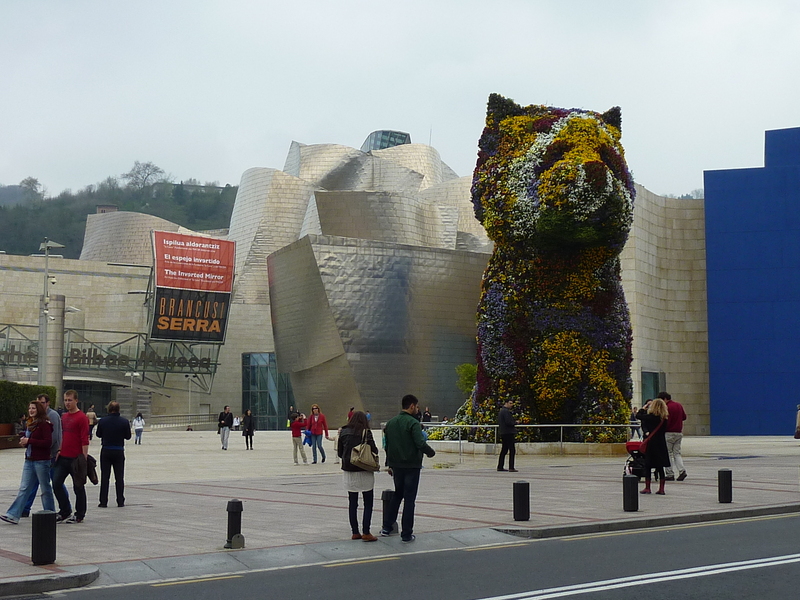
[153,231,235,292]
[151,231,235,343]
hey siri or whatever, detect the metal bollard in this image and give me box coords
[31,510,57,565]
[513,480,530,521]
[224,499,245,549]
[381,489,398,533]
[718,469,733,503]
[623,474,639,512]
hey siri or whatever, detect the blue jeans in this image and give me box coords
[135,429,143,444]
[23,462,68,514]
[4,460,55,522]
[382,467,421,540]
[311,434,326,462]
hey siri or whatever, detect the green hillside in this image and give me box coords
[0,178,237,259]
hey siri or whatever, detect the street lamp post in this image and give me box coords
[125,371,141,391]
[185,374,198,411]
[37,237,65,395]
[124,371,141,417]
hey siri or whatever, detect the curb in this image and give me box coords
[496,502,800,539]
[0,564,99,598]
[3,504,800,595]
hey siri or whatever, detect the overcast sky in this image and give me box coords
[1,0,798,198]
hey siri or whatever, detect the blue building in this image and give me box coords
[705,127,800,434]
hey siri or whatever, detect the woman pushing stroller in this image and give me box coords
[636,398,670,495]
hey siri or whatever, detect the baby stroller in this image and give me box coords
[624,440,648,479]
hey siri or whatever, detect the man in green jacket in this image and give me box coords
[380,394,435,542]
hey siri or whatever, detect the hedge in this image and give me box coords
[0,381,58,424]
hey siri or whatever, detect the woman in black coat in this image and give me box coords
[636,398,670,495]
[241,410,255,450]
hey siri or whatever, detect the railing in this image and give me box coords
[149,413,218,430]
[422,422,641,456]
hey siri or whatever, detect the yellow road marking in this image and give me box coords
[566,513,800,541]
[464,543,528,552]
[324,557,400,568]
[151,575,243,587]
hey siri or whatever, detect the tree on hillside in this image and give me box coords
[121,161,167,189]
[19,177,43,200]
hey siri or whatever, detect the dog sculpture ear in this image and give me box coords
[486,93,523,123]
[601,106,622,131]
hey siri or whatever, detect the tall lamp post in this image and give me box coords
[126,371,141,390]
[185,374,198,411]
[38,238,65,396]
[125,371,141,416]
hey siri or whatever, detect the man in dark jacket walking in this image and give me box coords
[95,401,132,508]
[218,406,234,450]
[380,394,435,543]
[497,399,518,472]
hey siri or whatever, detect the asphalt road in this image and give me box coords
[47,514,800,600]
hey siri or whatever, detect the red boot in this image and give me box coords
[641,477,652,494]
[656,478,666,495]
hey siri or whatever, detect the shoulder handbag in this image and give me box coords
[350,430,380,472]
[638,419,664,454]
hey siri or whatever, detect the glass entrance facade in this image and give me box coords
[241,353,294,430]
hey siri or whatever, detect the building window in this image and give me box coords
[241,353,294,430]
[360,130,411,152]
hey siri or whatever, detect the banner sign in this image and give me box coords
[151,232,235,343]
[153,231,235,292]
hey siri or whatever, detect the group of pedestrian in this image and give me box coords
[218,406,256,450]
[2,390,134,526]
[636,391,688,495]
[288,396,437,543]
[492,391,688,494]
[334,395,436,543]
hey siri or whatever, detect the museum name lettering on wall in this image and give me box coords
[0,344,212,372]
[68,349,213,370]
[0,344,37,366]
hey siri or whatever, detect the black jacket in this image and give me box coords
[337,426,379,472]
[241,414,255,435]
[96,413,132,448]
[636,409,669,468]
[498,406,516,435]
[218,412,233,428]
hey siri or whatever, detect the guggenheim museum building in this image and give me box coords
[2,127,799,435]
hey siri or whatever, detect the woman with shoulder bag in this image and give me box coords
[636,398,670,495]
[337,411,379,542]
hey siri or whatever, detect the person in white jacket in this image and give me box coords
[132,413,145,445]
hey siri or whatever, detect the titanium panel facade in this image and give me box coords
[269,235,489,424]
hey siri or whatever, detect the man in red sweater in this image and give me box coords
[52,390,90,523]
[659,391,688,481]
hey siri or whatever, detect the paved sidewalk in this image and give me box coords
[0,431,799,595]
